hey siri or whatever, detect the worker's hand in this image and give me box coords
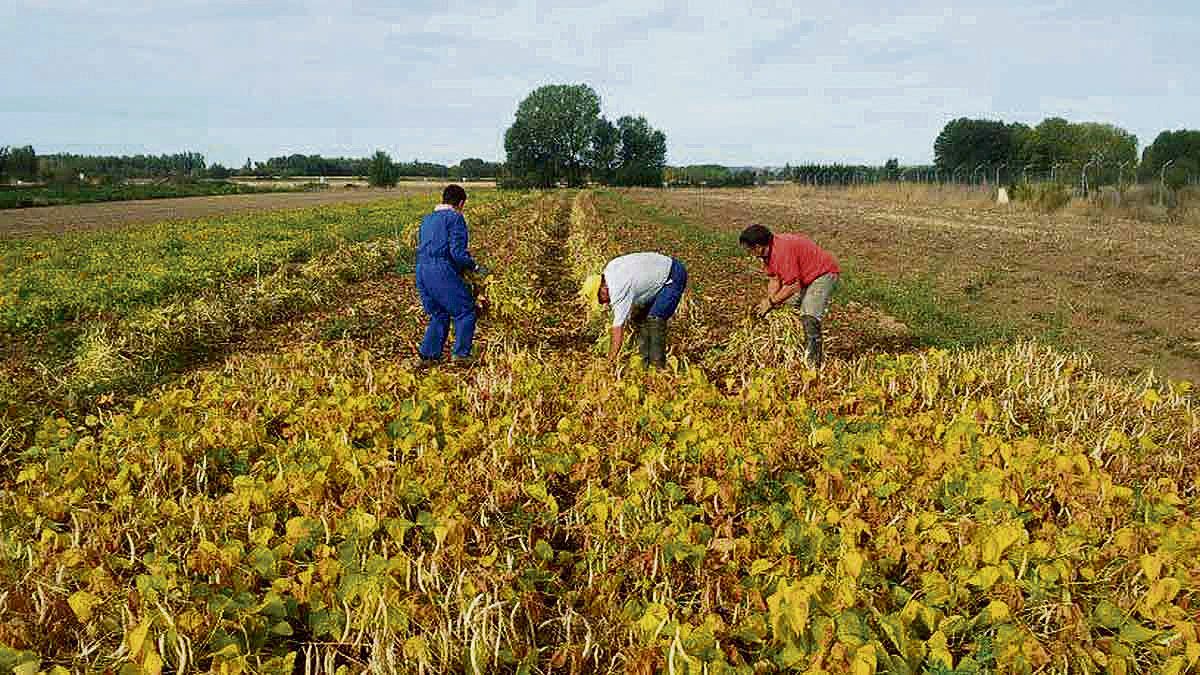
[755,297,773,318]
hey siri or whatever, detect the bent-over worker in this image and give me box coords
[581,252,688,368]
[739,224,839,368]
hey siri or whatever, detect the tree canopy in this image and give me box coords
[1140,129,1200,186]
[504,84,602,188]
[933,116,1138,184]
[503,84,668,187]
[38,151,206,180]
[613,116,668,187]
[367,150,399,188]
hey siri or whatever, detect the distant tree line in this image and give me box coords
[237,154,500,180]
[933,117,1140,186]
[0,146,38,182]
[0,146,503,185]
[40,152,208,180]
[931,117,1200,189]
[773,161,941,184]
[1141,130,1200,189]
[502,84,668,188]
[664,165,758,187]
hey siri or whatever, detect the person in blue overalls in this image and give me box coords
[415,184,487,366]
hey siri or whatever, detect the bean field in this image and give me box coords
[0,190,1196,674]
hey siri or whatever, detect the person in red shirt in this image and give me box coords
[739,224,840,367]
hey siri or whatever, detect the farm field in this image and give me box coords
[0,190,1197,674]
[0,184,459,239]
[635,184,1200,385]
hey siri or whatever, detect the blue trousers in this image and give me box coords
[648,258,688,319]
[415,262,477,359]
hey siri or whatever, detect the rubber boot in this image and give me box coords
[638,323,652,364]
[801,314,823,368]
[646,316,668,368]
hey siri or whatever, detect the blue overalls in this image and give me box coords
[415,208,478,359]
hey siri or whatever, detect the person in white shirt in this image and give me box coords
[580,252,689,367]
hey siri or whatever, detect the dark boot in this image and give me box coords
[638,323,652,363]
[801,314,823,368]
[646,316,668,368]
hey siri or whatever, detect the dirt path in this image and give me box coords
[628,186,1200,383]
[0,185,446,238]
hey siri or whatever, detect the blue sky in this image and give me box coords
[2,0,1196,167]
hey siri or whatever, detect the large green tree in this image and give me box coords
[1140,130,1200,185]
[2,145,38,181]
[613,115,667,187]
[367,150,398,187]
[503,84,601,188]
[934,117,1138,184]
[933,118,1023,177]
[1021,118,1137,183]
[588,117,620,185]
[453,158,501,181]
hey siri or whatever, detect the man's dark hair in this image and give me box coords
[442,184,468,206]
[739,224,773,247]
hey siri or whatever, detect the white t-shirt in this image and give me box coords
[603,252,673,327]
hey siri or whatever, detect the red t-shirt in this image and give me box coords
[763,233,840,286]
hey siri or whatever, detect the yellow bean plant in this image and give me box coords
[0,192,1197,675]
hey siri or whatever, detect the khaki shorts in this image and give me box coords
[784,273,838,320]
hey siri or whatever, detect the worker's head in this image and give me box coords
[739,224,773,260]
[442,184,468,211]
[580,274,606,312]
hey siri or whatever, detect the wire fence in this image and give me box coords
[777,162,1198,197]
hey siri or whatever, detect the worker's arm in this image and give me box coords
[757,277,781,316]
[608,324,625,364]
[770,280,804,305]
[447,213,479,273]
[757,277,803,316]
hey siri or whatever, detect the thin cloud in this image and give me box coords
[1,0,1196,166]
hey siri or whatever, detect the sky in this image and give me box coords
[2,0,1197,167]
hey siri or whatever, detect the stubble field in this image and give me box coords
[635,184,1200,384]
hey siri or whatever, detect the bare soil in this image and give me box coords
[625,186,1200,384]
[0,184,449,238]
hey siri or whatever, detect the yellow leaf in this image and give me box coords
[927,526,952,544]
[128,617,152,657]
[850,643,877,675]
[589,501,609,527]
[842,549,865,579]
[1141,388,1161,409]
[1140,554,1162,581]
[981,521,1025,565]
[1106,428,1130,450]
[1162,656,1186,675]
[144,647,164,675]
[984,600,1010,624]
[927,631,953,669]
[811,426,835,446]
[1143,578,1182,610]
[970,565,1002,590]
[637,603,670,640]
[68,590,100,622]
[403,636,430,662]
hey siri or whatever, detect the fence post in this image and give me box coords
[1160,160,1174,207]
